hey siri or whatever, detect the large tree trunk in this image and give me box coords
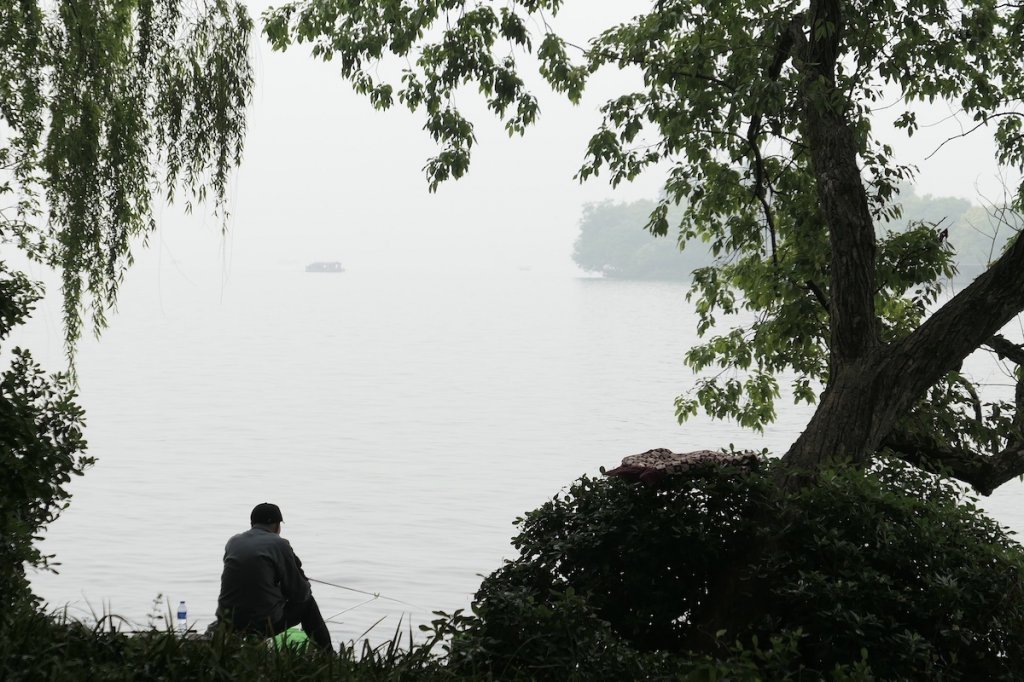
[779,0,1024,475]
[783,361,887,469]
[786,238,1024,468]
[781,0,883,470]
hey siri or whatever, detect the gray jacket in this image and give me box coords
[217,527,311,628]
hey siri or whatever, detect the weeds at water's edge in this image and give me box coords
[0,605,470,681]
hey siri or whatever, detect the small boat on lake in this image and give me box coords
[305,261,345,273]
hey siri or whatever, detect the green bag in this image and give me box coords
[268,626,309,651]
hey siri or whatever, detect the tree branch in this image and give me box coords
[744,13,805,268]
[804,279,829,311]
[924,112,1024,161]
[884,326,1024,493]
[985,334,1024,365]
[952,373,984,427]
[1015,374,1024,432]
[890,234,1024,404]
[882,431,1024,496]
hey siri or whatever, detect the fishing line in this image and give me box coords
[323,595,381,623]
[308,577,422,609]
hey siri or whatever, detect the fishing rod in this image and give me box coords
[307,577,422,610]
[323,596,380,624]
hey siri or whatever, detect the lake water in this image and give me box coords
[22,270,1024,645]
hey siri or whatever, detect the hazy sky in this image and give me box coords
[143,2,659,282]
[112,0,1014,286]
[8,0,1018,297]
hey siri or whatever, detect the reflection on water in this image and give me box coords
[22,272,1024,644]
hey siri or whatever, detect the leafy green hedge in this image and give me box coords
[444,461,1024,679]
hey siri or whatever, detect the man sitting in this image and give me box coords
[216,502,332,650]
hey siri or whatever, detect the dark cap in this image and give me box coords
[250,502,284,525]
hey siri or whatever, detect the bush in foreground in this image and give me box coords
[443,460,1024,680]
[2,605,867,681]
[0,264,91,611]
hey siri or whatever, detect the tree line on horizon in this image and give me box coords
[573,185,1021,280]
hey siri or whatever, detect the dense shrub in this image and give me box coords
[444,460,1024,680]
[0,264,91,609]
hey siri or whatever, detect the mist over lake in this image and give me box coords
[24,269,1024,645]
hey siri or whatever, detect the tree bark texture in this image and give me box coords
[798,0,880,370]
[787,235,1024,470]
[780,1,1024,475]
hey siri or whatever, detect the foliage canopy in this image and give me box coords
[264,0,1024,489]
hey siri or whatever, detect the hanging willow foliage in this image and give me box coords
[0,0,253,356]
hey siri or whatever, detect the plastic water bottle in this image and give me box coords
[176,600,187,634]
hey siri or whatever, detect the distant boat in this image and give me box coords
[305,261,345,273]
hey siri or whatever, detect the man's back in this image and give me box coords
[217,527,311,627]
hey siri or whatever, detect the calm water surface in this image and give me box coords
[23,271,1024,644]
